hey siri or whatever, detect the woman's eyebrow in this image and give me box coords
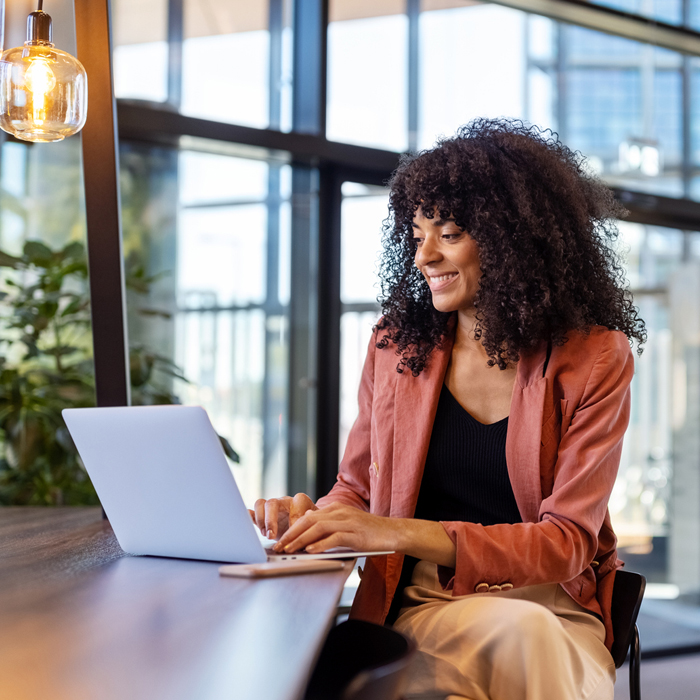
[411,217,456,229]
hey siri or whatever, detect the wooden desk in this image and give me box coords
[0,508,350,700]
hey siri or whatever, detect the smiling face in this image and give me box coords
[412,209,482,314]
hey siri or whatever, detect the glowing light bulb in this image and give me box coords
[25,57,57,126]
[0,8,87,143]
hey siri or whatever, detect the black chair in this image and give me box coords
[304,619,416,700]
[610,570,646,700]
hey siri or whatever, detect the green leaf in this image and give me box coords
[59,261,88,278]
[218,435,240,463]
[62,242,85,261]
[0,251,22,269]
[23,241,54,267]
[137,307,172,319]
[61,298,88,317]
[125,278,151,294]
[43,345,80,358]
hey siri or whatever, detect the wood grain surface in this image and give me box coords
[0,508,350,700]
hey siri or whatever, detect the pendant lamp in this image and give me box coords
[0,1,87,143]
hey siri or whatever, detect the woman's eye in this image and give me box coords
[412,237,424,246]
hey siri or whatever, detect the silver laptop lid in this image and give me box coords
[62,405,267,564]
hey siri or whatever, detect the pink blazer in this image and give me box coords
[317,323,634,650]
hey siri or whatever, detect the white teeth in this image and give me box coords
[430,274,457,283]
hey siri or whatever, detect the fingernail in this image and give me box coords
[267,530,273,539]
[306,545,317,553]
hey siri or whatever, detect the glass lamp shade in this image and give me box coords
[0,42,87,143]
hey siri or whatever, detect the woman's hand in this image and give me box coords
[272,503,399,554]
[248,493,318,540]
[272,503,457,568]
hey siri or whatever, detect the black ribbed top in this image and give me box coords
[386,383,521,625]
[413,384,522,526]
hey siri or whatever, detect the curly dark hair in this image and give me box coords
[377,118,646,375]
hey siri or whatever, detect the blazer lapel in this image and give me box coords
[507,344,549,522]
[390,333,454,518]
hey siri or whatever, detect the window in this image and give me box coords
[119,143,292,504]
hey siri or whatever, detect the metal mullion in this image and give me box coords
[181,198,268,209]
[565,57,683,69]
[269,0,284,130]
[556,20,567,142]
[262,163,283,490]
[178,303,268,313]
[488,0,700,55]
[341,302,382,314]
[287,166,319,496]
[286,0,330,496]
[614,188,700,230]
[117,102,400,172]
[407,0,420,152]
[315,164,342,497]
[682,0,693,198]
[167,0,184,109]
[292,0,328,135]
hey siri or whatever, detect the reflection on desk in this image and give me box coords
[0,507,351,700]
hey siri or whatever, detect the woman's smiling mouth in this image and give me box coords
[428,272,458,291]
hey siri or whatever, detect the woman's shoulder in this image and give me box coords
[558,325,633,358]
[546,326,634,389]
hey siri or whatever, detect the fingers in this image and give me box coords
[252,493,315,541]
[248,509,256,523]
[254,499,266,535]
[275,509,348,553]
[265,499,283,539]
[305,533,344,554]
[289,492,317,527]
[273,510,312,551]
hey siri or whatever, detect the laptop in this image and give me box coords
[62,405,391,564]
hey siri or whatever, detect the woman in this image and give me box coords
[253,119,646,700]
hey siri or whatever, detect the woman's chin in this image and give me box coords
[430,298,458,313]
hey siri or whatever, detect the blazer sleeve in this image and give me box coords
[440,330,634,595]
[315,330,377,511]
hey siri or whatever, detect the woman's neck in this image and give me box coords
[454,308,486,355]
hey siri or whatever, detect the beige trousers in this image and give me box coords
[393,561,616,700]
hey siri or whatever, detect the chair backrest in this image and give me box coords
[304,619,416,700]
[609,569,646,668]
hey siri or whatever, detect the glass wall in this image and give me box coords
[327,1,408,150]
[338,182,386,460]
[0,137,94,504]
[417,2,686,196]
[119,144,292,505]
[113,0,294,130]
[182,0,271,126]
[113,0,169,102]
[616,222,700,648]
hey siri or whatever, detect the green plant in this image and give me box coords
[0,239,238,506]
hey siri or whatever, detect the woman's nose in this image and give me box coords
[415,235,440,266]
